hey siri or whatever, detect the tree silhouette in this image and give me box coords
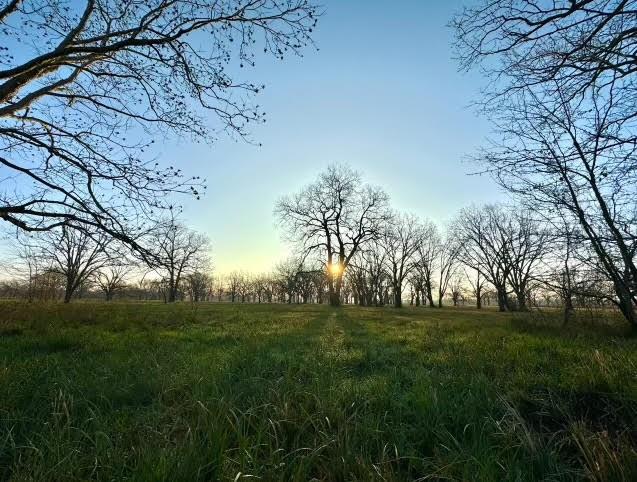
[0,0,319,248]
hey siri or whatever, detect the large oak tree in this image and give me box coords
[275,164,389,306]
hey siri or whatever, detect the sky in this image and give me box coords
[159,0,505,274]
[2,0,506,274]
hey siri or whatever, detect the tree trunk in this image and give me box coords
[496,286,508,312]
[562,295,574,326]
[168,283,177,302]
[476,285,482,309]
[329,291,340,306]
[615,283,636,328]
[515,287,528,311]
[329,275,343,306]
[394,285,402,308]
[167,275,177,302]
[425,283,434,307]
[517,294,527,311]
[63,279,73,303]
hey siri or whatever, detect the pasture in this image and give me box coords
[0,303,635,481]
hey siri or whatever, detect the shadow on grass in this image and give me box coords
[1,303,636,481]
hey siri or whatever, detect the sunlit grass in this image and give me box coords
[0,302,635,480]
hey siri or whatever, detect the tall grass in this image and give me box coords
[0,302,635,480]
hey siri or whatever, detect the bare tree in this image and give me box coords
[348,241,387,306]
[539,217,611,324]
[455,205,513,312]
[479,82,635,322]
[10,243,64,301]
[185,271,212,302]
[381,213,423,308]
[96,264,129,301]
[413,221,440,308]
[505,211,549,310]
[310,270,327,304]
[275,164,389,306]
[464,268,486,309]
[213,276,226,302]
[453,1,637,326]
[455,205,547,312]
[449,276,465,307]
[237,274,252,302]
[226,272,243,303]
[22,226,111,302]
[296,269,322,304]
[0,0,319,244]
[275,259,300,304]
[452,0,637,105]
[253,275,266,303]
[149,216,210,302]
[437,232,459,308]
[12,244,44,302]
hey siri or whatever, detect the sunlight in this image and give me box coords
[329,263,343,276]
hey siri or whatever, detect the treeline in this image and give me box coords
[0,212,211,304]
[272,165,620,323]
[0,163,626,328]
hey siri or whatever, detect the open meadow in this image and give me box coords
[3,0,637,480]
[0,303,635,481]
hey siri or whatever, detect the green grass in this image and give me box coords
[0,302,636,481]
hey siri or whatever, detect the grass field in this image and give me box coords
[0,302,636,481]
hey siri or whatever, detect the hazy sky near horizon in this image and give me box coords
[147,1,504,274]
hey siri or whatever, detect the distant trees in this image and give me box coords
[185,272,213,303]
[0,164,630,324]
[226,272,242,303]
[148,216,211,302]
[272,166,575,311]
[22,227,112,303]
[10,244,65,301]
[449,276,464,307]
[96,265,130,302]
[437,234,460,308]
[347,240,388,306]
[454,205,510,311]
[506,212,549,311]
[381,213,423,308]
[465,269,486,310]
[453,205,547,312]
[275,165,389,306]
[412,221,440,308]
[0,187,621,317]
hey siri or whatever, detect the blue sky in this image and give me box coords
[1,0,506,272]
[161,0,505,273]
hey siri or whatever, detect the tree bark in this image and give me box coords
[394,286,402,308]
[63,279,74,303]
[615,282,636,328]
[496,286,508,312]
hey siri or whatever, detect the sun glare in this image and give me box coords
[329,263,342,275]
